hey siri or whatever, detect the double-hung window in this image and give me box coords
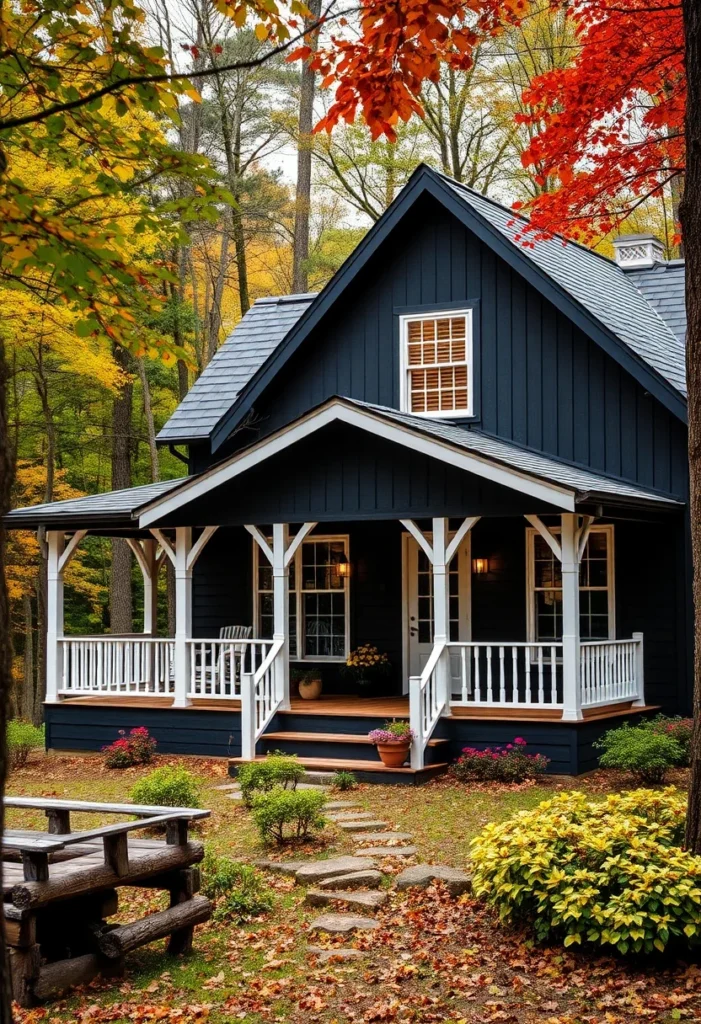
[526,524,614,642]
[254,536,350,661]
[400,311,473,417]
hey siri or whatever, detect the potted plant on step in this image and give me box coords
[341,644,391,696]
[292,668,323,700]
[368,720,415,768]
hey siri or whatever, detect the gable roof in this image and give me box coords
[140,397,682,528]
[442,179,687,397]
[157,293,316,445]
[625,261,686,343]
[158,165,687,452]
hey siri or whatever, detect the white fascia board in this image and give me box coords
[138,401,575,527]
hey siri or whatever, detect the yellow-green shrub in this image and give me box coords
[470,788,701,955]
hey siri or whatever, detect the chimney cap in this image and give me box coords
[612,234,666,269]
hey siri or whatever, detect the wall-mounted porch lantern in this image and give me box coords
[337,559,352,578]
[472,557,489,575]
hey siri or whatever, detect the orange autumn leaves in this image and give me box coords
[295,0,684,241]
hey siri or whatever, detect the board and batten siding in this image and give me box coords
[212,194,686,499]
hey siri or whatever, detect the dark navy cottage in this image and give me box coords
[6,166,689,780]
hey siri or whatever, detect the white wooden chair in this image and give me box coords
[216,625,253,693]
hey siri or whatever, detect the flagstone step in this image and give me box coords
[355,845,417,858]
[327,810,377,821]
[316,870,384,891]
[326,801,362,811]
[353,831,413,843]
[395,864,472,896]
[295,856,379,884]
[310,913,379,934]
[337,819,389,832]
[305,888,388,910]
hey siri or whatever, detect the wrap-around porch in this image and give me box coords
[46,512,647,772]
[10,399,679,775]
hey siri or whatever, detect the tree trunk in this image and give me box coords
[110,345,133,634]
[682,0,701,851]
[207,230,230,359]
[0,333,16,1024]
[292,0,322,294]
[137,358,160,483]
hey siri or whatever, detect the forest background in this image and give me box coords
[4,0,682,725]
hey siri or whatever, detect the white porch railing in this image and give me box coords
[580,633,644,708]
[187,639,273,699]
[58,637,175,696]
[448,641,564,709]
[240,638,286,760]
[409,640,447,770]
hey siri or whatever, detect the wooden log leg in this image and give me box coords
[167,868,201,957]
[33,954,104,1001]
[8,943,41,1008]
[98,895,212,959]
[45,808,71,835]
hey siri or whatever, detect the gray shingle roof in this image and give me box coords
[441,177,687,397]
[5,479,183,528]
[348,400,682,506]
[157,294,316,444]
[626,261,686,342]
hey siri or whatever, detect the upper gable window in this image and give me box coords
[400,311,473,417]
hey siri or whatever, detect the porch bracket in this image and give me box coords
[524,515,562,562]
[400,520,435,563]
[58,530,88,573]
[186,526,219,572]
[445,517,480,564]
[244,525,274,566]
[149,529,176,568]
[576,515,596,562]
[126,538,160,636]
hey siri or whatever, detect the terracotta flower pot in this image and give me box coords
[375,740,411,768]
[298,677,323,700]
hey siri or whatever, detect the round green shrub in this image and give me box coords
[202,848,274,922]
[594,722,684,782]
[130,766,201,808]
[237,754,305,806]
[251,787,327,844]
[7,720,45,770]
[471,788,701,955]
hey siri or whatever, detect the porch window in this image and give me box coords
[526,525,614,642]
[400,311,473,417]
[253,535,350,661]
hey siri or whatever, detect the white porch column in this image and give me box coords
[46,531,65,703]
[431,517,451,713]
[272,523,291,711]
[173,527,192,708]
[560,513,582,721]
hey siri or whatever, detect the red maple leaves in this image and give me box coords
[296,0,684,239]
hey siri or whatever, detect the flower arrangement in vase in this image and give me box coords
[341,644,391,695]
[368,719,415,767]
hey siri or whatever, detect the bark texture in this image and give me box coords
[110,345,133,634]
[682,0,701,851]
[0,334,15,1023]
[292,0,322,295]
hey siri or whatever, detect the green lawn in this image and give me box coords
[5,752,700,1024]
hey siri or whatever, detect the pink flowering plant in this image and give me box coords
[103,727,157,769]
[368,719,415,745]
[450,737,549,783]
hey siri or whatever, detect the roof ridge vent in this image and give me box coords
[612,234,666,270]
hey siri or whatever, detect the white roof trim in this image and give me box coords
[138,400,576,526]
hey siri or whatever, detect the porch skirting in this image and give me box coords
[44,700,657,778]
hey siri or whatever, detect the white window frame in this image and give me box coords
[525,523,615,643]
[399,309,474,419]
[252,534,351,662]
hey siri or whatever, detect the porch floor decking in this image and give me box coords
[57,693,658,722]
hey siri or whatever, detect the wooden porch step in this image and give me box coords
[262,731,449,748]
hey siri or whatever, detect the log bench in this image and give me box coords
[3,796,213,1006]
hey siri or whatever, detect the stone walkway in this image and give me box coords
[254,785,471,961]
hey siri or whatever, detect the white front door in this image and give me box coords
[403,532,471,695]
